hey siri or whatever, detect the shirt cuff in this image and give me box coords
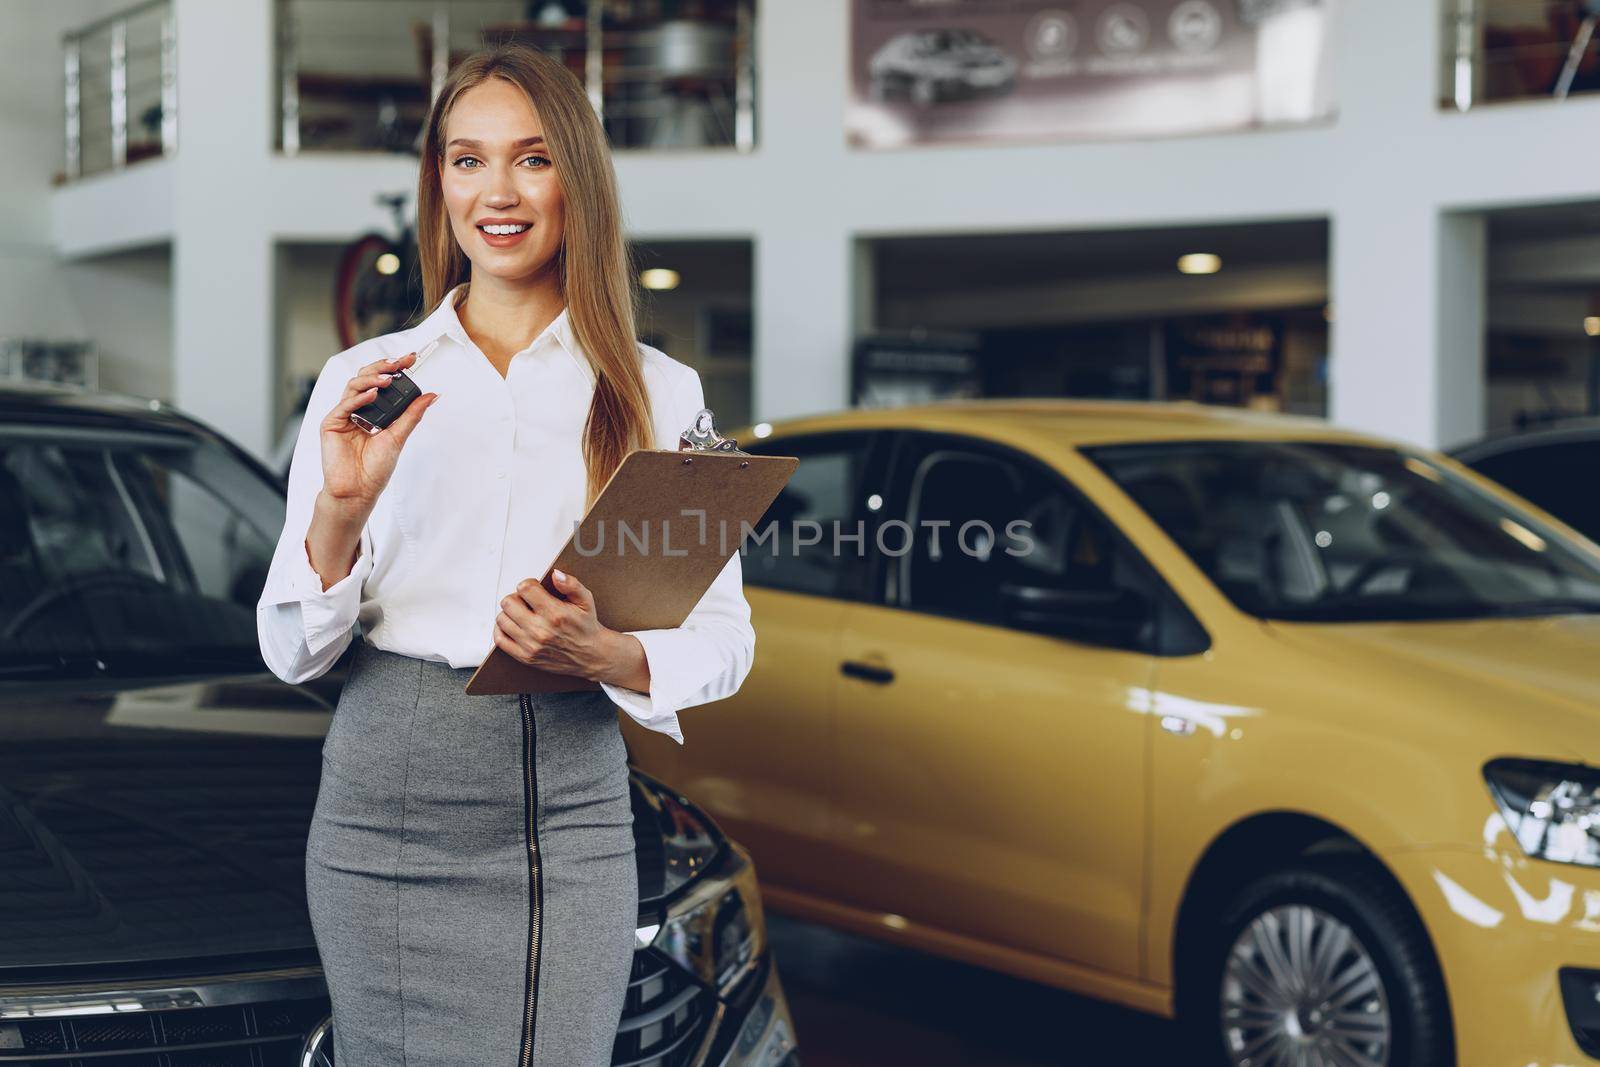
[289,536,372,656]
[599,628,689,745]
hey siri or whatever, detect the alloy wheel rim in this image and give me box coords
[1219,904,1391,1067]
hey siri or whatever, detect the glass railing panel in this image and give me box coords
[63,0,175,181]
[1443,0,1600,109]
[277,0,755,155]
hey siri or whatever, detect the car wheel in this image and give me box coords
[1186,858,1453,1067]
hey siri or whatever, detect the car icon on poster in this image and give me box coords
[867,28,1020,106]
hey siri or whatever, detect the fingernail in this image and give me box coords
[386,355,402,364]
[378,373,392,383]
[553,569,566,582]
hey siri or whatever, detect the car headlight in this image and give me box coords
[1484,758,1600,867]
[638,785,767,997]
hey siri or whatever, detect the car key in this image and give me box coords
[349,338,443,434]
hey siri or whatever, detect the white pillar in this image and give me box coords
[1330,204,1486,450]
[1435,212,1488,449]
[171,0,277,459]
[749,0,853,422]
[753,228,853,421]
[1324,0,1487,449]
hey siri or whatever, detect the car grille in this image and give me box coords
[0,950,714,1067]
[0,989,328,1066]
[611,949,714,1067]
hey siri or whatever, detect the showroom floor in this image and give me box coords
[767,915,1186,1065]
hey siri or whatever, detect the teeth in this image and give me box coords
[481,224,528,235]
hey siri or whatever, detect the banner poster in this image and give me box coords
[848,0,1337,148]
[852,332,983,407]
[1164,313,1284,408]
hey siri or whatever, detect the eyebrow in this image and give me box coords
[446,136,546,150]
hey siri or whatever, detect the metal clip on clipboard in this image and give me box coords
[678,408,749,455]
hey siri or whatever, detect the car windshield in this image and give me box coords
[0,423,285,680]
[928,29,986,52]
[1083,439,1600,623]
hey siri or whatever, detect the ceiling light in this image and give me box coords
[375,253,400,276]
[640,268,680,290]
[1585,316,1600,337]
[1177,253,1221,275]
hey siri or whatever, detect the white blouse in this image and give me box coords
[255,283,755,745]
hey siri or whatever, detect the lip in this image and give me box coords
[476,218,533,248]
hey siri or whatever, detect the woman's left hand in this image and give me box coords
[494,568,616,680]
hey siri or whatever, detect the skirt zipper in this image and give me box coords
[518,691,543,1067]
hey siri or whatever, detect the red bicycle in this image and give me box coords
[334,192,426,351]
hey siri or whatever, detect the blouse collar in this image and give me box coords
[411,282,594,387]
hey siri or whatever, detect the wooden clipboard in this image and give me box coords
[464,418,798,696]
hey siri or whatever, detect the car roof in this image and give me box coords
[0,381,282,482]
[732,398,1396,453]
[1450,417,1600,462]
[0,380,178,427]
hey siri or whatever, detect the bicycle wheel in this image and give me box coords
[334,233,421,350]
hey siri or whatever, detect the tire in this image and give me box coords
[1180,857,1454,1067]
[333,233,417,351]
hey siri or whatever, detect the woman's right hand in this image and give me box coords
[320,351,439,509]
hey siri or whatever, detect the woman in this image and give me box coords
[255,43,756,1067]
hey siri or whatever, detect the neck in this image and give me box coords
[457,268,565,356]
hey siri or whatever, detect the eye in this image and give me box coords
[451,155,481,169]
[521,154,551,169]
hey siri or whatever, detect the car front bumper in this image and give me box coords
[1388,846,1600,1064]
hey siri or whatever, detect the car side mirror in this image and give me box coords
[997,583,1151,648]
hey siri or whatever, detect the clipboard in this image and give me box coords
[464,409,799,696]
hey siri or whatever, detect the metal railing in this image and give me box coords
[62,0,176,182]
[276,0,756,156]
[1444,0,1600,109]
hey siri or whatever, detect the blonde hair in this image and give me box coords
[417,43,652,510]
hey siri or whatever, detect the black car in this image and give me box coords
[0,382,797,1067]
[1451,418,1600,543]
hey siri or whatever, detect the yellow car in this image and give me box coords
[622,400,1600,1067]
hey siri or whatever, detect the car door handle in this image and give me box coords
[840,660,895,684]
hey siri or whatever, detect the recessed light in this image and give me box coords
[1585,316,1600,337]
[1177,253,1221,275]
[375,253,400,276]
[640,268,680,290]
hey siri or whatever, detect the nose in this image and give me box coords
[483,163,519,208]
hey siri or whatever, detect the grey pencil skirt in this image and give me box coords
[306,638,638,1067]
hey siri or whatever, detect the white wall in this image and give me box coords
[58,246,173,398]
[1,0,174,395]
[31,0,1600,455]
[0,0,123,340]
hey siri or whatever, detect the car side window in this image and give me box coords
[743,432,877,601]
[0,427,282,680]
[895,442,1157,651]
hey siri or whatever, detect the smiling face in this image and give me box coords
[438,77,566,286]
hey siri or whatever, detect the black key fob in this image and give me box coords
[349,371,422,434]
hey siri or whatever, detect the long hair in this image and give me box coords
[416,44,651,510]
